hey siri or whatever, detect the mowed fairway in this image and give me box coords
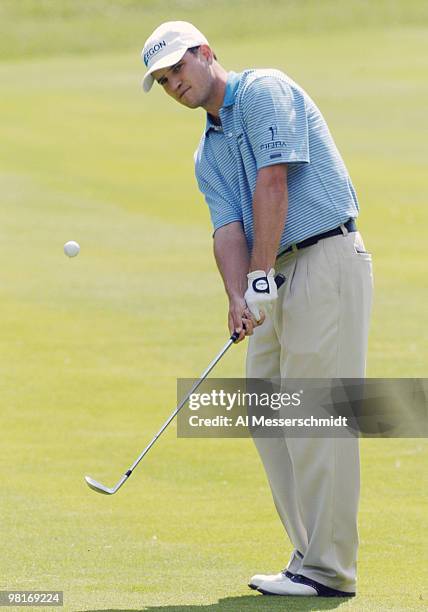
[0,1,427,610]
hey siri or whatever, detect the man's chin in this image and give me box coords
[180,98,200,109]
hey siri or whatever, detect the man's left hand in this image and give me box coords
[244,268,278,321]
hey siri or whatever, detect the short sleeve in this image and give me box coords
[195,174,242,234]
[241,76,310,170]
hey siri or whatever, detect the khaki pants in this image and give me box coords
[246,229,373,592]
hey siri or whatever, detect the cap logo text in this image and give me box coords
[144,40,167,66]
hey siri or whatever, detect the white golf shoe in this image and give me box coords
[256,574,317,596]
[256,573,356,597]
[248,569,294,591]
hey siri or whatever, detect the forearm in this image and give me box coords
[250,166,288,272]
[213,221,250,300]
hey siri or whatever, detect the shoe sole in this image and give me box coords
[257,587,316,596]
[257,586,355,597]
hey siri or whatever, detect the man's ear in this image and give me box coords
[199,44,214,64]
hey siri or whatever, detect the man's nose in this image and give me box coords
[169,75,182,94]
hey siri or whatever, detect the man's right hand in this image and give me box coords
[228,296,265,343]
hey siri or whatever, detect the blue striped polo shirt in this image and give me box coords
[194,69,359,253]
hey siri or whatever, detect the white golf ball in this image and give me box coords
[64,240,80,257]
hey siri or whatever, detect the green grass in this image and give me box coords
[1,0,427,61]
[0,1,427,610]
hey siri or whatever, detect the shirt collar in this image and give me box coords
[205,71,241,134]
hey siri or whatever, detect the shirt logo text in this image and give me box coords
[260,141,287,151]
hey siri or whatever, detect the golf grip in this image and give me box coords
[231,273,286,343]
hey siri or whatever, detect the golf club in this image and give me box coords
[85,273,286,495]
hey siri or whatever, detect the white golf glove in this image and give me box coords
[244,268,278,322]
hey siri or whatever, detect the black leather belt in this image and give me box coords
[278,218,357,257]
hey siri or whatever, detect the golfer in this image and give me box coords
[142,21,373,597]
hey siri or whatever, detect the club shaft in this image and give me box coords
[127,336,236,473]
[86,274,286,493]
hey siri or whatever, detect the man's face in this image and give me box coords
[152,46,213,109]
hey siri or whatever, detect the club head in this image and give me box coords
[85,475,117,495]
[85,472,130,495]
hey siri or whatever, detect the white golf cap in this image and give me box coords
[141,21,209,92]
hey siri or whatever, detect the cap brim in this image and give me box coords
[142,47,188,92]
